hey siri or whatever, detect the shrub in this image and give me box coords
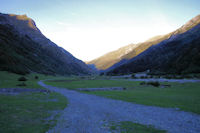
[99,72,104,76]
[35,76,39,79]
[18,77,27,81]
[194,75,200,78]
[16,82,26,86]
[140,81,146,85]
[131,74,136,78]
[184,75,193,79]
[164,75,172,79]
[147,81,160,87]
[178,76,184,79]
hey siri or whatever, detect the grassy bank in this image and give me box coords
[0,92,67,133]
[0,71,68,132]
[109,121,166,133]
[0,71,63,88]
[46,79,200,114]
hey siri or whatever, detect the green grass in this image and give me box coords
[0,71,64,88]
[110,121,166,133]
[46,79,200,114]
[0,92,67,133]
[0,71,68,132]
[45,79,142,89]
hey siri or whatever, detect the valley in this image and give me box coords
[1,71,200,133]
[0,2,200,132]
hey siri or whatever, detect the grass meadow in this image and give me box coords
[0,71,67,133]
[46,78,200,114]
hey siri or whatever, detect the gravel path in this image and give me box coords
[38,81,200,133]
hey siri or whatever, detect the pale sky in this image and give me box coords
[1,0,200,61]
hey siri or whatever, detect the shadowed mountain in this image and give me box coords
[0,13,93,75]
[87,15,200,72]
[107,15,200,75]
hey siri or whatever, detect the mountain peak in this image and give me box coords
[9,14,29,20]
[0,13,39,33]
[0,13,50,47]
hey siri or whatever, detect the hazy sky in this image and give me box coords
[1,0,200,61]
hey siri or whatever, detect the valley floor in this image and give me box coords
[39,81,200,133]
[0,72,68,133]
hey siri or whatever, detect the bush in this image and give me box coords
[16,82,26,86]
[99,72,104,76]
[184,75,193,79]
[140,81,146,85]
[178,76,184,79]
[141,76,145,79]
[147,81,160,87]
[18,77,27,81]
[164,75,172,79]
[194,75,200,78]
[140,81,160,87]
[35,76,39,79]
[131,74,136,78]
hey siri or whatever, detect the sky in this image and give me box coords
[1,0,200,61]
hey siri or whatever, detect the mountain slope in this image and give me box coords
[87,43,139,70]
[107,18,200,75]
[88,14,200,71]
[0,13,92,75]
